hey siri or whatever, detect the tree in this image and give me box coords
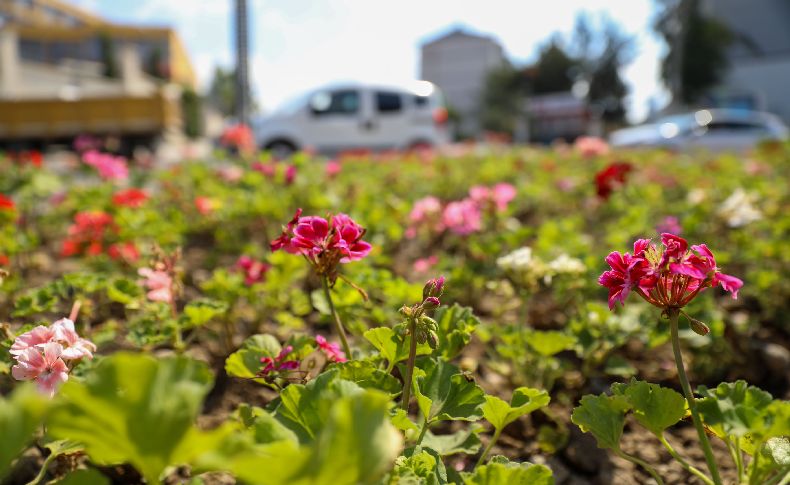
[479,65,529,134]
[530,38,578,94]
[654,0,733,104]
[206,66,237,117]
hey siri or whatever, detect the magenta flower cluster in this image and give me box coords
[10,318,96,397]
[599,233,743,311]
[406,183,516,237]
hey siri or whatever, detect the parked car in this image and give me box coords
[609,109,789,151]
[253,81,448,157]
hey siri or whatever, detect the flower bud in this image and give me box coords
[688,317,710,336]
[422,296,441,310]
[422,276,446,300]
[427,330,439,350]
[399,305,414,318]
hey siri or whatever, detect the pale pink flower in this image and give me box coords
[442,199,482,235]
[574,136,610,158]
[12,342,69,397]
[9,326,54,357]
[217,166,244,183]
[409,196,442,223]
[138,267,173,303]
[51,318,96,360]
[413,256,438,273]
[195,196,218,215]
[325,160,342,178]
[492,183,516,211]
[656,216,682,235]
[316,335,347,363]
[468,186,491,203]
[83,150,128,181]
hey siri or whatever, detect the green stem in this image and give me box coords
[733,437,745,482]
[400,316,418,411]
[772,467,790,485]
[614,448,665,485]
[476,427,503,468]
[415,418,430,446]
[322,276,352,359]
[668,308,723,485]
[659,434,714,485]
[26,451,57,485]
[749,441,763,485]
[170,299,184,353]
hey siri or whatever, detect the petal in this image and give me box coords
[716,273,743,299]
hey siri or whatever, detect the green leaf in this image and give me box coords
[236,406,299,444]
[571,394,631,450]
[364,327,430,369]
[422,428,482,456]
[53,468,110,485]
[432,304,480,360]
[482,387,550,432]
[182,298,229,328]
[696,381,774,438]
[390,446,448,485]
[462,457,554,484]
[611,380,686,436]
[275,370,364,443]
[0,385,49,478]
[106,278,143,306]
[524,331,576,357]
[330,360,402,395]
[413,359,485,423]
[47,353,213,484]
[391,408,419,433]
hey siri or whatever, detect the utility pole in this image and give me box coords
[234,0,250,125]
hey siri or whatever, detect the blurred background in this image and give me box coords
[1,0,788,158]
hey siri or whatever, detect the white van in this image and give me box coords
[253,81,448,157]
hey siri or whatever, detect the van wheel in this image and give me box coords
[265,140,298,160]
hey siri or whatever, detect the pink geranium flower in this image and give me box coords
[272,210,372,281]
[83,150,128,181]
[138,267,173,303]
[442,199,482,235]
[195,196,218,215]
[12,342,69,397]
[259,346,301,378]
[325,160,342,178]
[316,335,347,363]
[413,256,438,273]
[599,232,743,311]
[235,255,270,285]
[574,136,610,158]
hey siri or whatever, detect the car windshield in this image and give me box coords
[273,92,310,115]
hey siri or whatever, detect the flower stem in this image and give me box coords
[476,427,502,468]
[415,418,429,445]
[322,276,352,359]
[26,450,57,485]
[400,316,418,411]
[668,308,722,485]
[614,448,665,485]
[659,434,714,485]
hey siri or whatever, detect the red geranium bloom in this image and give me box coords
[112,189,148,208]
[595,162,633,200]
[235,255,270,285]
[0,194,14,211]
[599,233,743,311]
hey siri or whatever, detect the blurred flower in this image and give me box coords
[259,345,300,378]
[656,216,682,235]
[0,194,15,211]
[235,255,270,286]
[413,256,438,273]
[717,188,762,228]
[112,188,148,208]
[409,196,442,224]
[574,136,610,158]
[12,150,43,168]
[315,335,347,363]
[220,123,255,155]
[83,150,128,181]
[548,254,586,275]
[285,164,297,185]
[442,199,481,235]
[107,242,140,263]
[595,162,633,200]
[599,233,743,311]
[252,162,276,178]
[138,267,173,303]
[217,165,244,183]
[326,160,342,178]
[61,211,117,258]
[73,134,101,153]
[687,188,707,205]
[556,177,577,192]
[195,196,219,215]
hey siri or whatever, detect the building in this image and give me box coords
[420,28,507,138]
[701,0,790,123]
[0,0,196,143]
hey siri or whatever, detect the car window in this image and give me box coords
[706,121,764,131]
[376,91,403,113]
[310,90,360,116]
[414,95,429,108]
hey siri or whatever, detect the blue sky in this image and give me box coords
[71,0,668,122]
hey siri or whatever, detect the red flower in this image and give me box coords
[0,254,9,266]
[595,162,633,200]
[0,194,15,211]
[599,232,743,311]
[108,242,140,263]
[112,189,148,208]
[235,255,270,285]
[60,211,122,258]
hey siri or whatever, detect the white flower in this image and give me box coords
[718,188,762,228]
[548,254,586,275]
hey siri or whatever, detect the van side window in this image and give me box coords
[310,90,360,116]
[376,91,403,113]
[414,95,429,107]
